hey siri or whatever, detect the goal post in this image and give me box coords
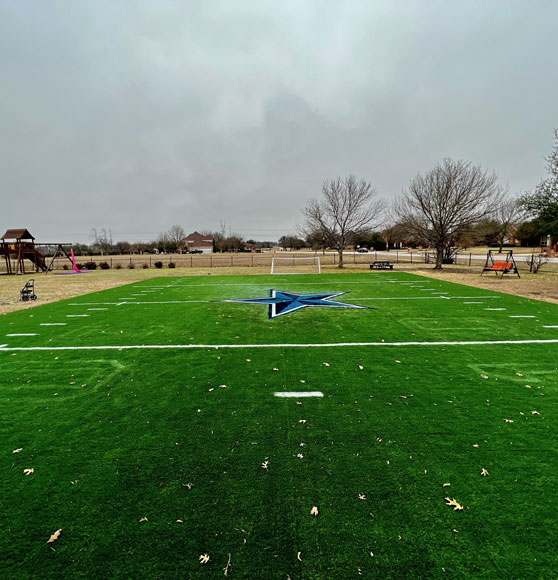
[271,256,321,274]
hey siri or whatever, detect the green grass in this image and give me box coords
[1,272,557,579]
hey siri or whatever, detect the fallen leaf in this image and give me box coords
[297,551,302,562]
[516,372,523,377]
[296,454,304,459]
[358,365,364,370]
[395,360,401,364]
[310,506,319,516]
[46,529,62,544]
[504,419,514,423]
[300,380,305,383]
[323,362,330,367]
[473,444,479,448]
[219,384,227,389]
[262,460,269,469]
[23,468,34,476]
[273,368,279,371]
[531,410,540,415]
[176,519,183,523]
[445,497,464,511]
[480,374,489,379]
[12,448,23,454]
[481,468,489,476]
[139,517,148,522]
[199,554,210,564]
[443,483,451,487]
[358,493,366,500]
[298,419,306,424]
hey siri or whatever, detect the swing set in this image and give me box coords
[481,250,520,278]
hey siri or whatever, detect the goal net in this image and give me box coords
[271,256,321,274]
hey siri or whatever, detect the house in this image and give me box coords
[185,231,214,253]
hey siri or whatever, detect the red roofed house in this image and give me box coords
[185,231,214,253]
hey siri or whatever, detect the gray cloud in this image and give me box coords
[1,0,557,243]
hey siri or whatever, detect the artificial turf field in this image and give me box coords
[1,271,557,579]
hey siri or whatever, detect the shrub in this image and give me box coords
[168,262,176,268]
[127,262,135,269]
[115,263,122,270]
[442,257,454,265]
[99,261,110,270]
[142,263,149,269]
[85,261,97,270]
[154,261,163,269]
[62,264,69,271]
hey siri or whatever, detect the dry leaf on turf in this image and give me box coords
[297,552,302,561]
[139,517,148,522]
[12,448,23,454]
[445,497,464,511]
[310,506,319,516]
[531,410,540,415]
[481,468,489,476]
[504,419,514,423]
[199,554,210,564]
[480,374,489,379]
[443,483,451,487]
[46,529,62,543]
[23,468,34,476]
[358,493,366,500]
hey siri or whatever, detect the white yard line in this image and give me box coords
[274,392,324,397]
[6,333,38,337]
[40,323,67,326]
[484,308,506,311]
[66,314,90,317]
[1,339,558,352]
[543,325,558,328]
[88,308,109,311]
[509,315,535,318]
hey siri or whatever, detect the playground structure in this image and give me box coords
[481,249,520,278]
[1,229,74,275]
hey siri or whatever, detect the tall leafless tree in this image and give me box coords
[301,175,384,268]
[166,225,186,247]
[493,193,524,251]
[396,158,503,269]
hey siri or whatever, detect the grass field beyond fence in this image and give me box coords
[1,272,557,579]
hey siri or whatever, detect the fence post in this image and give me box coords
[410,252,412,264]
[354,252,356,264]
[110,258,113,268]
[469,253,472,266]
[396,252,399,264]
[210,255,213,267]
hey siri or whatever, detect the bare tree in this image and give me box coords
[493,193,524,251]
[166,225,186,247]
[302,175,384,268]
[397,158,503,269]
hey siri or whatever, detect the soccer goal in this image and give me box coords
[271,256,321,274]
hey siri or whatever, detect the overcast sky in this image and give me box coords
[1,0,557,244]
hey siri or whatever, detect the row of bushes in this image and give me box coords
[63,261,176,270]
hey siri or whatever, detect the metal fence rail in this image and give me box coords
[2,251,558,274]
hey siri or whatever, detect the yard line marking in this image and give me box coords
[88,308,109,311]
[6,333,37,337]
[66,314,90,317]
[0,344,6,348]
[355,296,500,301]
[484,308,506,311]
[509,315,535,318]
[40,323,67,326]
[463,302,482,304]
[543,325,558,328]
[2,339,558,352]
[274,392,324,397]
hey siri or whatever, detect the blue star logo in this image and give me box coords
[223,290,369,319]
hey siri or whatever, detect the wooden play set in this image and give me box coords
[1,229,74,275]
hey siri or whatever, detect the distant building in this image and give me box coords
[185,231,214,253]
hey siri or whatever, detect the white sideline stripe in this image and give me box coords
[509,315,535,318]
[274,391,324,398]
[66,314,90,317]
[40,323,67,326]
[6,333,37,336]
[543,325,558,328]
[1,339,558,352]
[484,308,506,311]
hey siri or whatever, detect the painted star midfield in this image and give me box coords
[222,290,369,319]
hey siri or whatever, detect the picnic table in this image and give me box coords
[370,260,394,270]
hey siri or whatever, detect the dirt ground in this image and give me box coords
[1,264,557,316]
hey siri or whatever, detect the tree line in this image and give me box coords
[300,129,558,269]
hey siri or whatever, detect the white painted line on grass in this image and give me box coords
[484,308,506,311]
[88,308,109,311]
[274,391,324,397]
[0,344,6,348]
[2,338,558,352]
[356,296,500,301]
[463,302,482,304]
[509,315,535,318]
[40,323,67,326]
[543,325,558,328]
[66,314,90,317]
[6,333,37,337]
